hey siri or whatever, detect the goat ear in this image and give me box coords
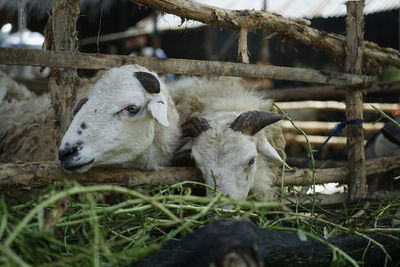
[181,117,210,138]
[134,72,160,94]
[257,140,290,168]
[148,95,169,127]
[73,97,88,118]
[230,111,284,136]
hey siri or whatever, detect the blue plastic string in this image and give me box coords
[298,119,364,169]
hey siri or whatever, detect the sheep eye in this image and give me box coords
[125,105,140,114]
[248,158,255,167]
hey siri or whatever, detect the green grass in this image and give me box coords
[0,180,399,267]
[1,104,399,266]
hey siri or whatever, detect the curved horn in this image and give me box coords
[230,111,284,136]
[134,72,160,94]
[181,117,211,138]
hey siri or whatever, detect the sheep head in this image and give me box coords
[183,111,284,201]
[58,65,169,173]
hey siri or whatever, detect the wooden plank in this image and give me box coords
[284,133,350,148]
[1,157,399,190]
[0,47,373,86]
[130,0,400,68]
[281,121,383,135]
[345,0,367,200]
[237,28,249,63]
[276,101,400,113]
[48,0,80,146]
[267,81,400,102]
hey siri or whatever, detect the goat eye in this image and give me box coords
[248,158,255,167]
[125,105,140,114]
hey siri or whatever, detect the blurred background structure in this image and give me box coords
[0,0,399,163]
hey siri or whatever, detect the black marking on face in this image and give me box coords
[80,122,87,129]
[77,130,82,136]
[134,72,160,94]
[157,100,164,104]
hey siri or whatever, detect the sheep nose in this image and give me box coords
[58,143,81,163]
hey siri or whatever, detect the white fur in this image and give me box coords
[0,70,105,163]
[59,65,180,173]
[170,76,286,201]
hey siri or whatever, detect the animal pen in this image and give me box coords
[0,0,400,266]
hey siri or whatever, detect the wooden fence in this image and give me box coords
[1,0,399,203]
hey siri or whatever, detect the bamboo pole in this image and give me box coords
[130,0,400,68]
[1,157,399,190]
[345,0,367,200]
[47,0,80,147]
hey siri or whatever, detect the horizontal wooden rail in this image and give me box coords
[130,0,400,68]
[276,101,400,113]
[0,47,373,86]
[268,81,400,102]
[1,157,399,190]
[285,133,349,148]
[281,121,384,135]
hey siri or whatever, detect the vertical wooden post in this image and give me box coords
[345,0,367,200]
[238,28,249,64]
[49,0,80,148]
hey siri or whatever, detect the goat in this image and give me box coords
[170,77,286,201]
[58,64,180,173]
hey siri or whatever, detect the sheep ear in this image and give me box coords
[148,95,169,127]
[257,140,290,168]
[181,117,210,138]
[230,111,284,136]
[73,97,88,117]
[134,72,160,94]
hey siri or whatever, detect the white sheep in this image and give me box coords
[0,70,101,163]
[58,64,181,173]
[0,69,33,105]
[0,94,55,163]
[170,77,286,201]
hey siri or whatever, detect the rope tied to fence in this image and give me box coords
[298,119,364,169]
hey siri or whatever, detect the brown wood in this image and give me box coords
[48,0,80,146]
[281,121,383,135]
[267,81,400,102]
[285,133,349,148]
[276,101,400,113]
[1,157,399,190]
[0,47,373,86]
[286,157,346,169]
[0,162,202,191]
[345,0,367,200]
[130,0,400,68]
[238,28,249,63]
